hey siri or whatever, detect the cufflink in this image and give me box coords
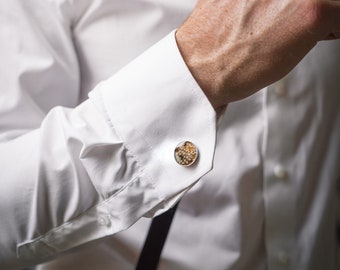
[174,141,198,166]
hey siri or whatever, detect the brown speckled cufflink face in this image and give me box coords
[174,141,198,166]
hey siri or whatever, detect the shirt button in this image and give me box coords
[174,141,198,166]
[275,81,287,97]
[274,164,287,179]
[277,251,290,265]
[98,215,111,227]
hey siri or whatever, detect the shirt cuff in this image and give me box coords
[90,30,217,212]
[17,30,217,261]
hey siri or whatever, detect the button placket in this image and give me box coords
[263,84,297,269]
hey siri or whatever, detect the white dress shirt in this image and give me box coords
[0,0,339,270]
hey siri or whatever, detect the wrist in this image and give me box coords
[175,26,228,110]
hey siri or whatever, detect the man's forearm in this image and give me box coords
[176,0,340,109]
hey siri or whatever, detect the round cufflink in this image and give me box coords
[174,141,198,166]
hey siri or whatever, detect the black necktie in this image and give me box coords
[135,203,179,270]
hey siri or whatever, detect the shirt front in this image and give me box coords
[0,0,339,269]
[38,1,340,269]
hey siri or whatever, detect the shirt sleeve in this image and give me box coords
[0,2,217,270]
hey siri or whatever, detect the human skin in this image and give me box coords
[176,0,340,110]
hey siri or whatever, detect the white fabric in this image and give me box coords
[0,0,216,269]
[0,0,339,270]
